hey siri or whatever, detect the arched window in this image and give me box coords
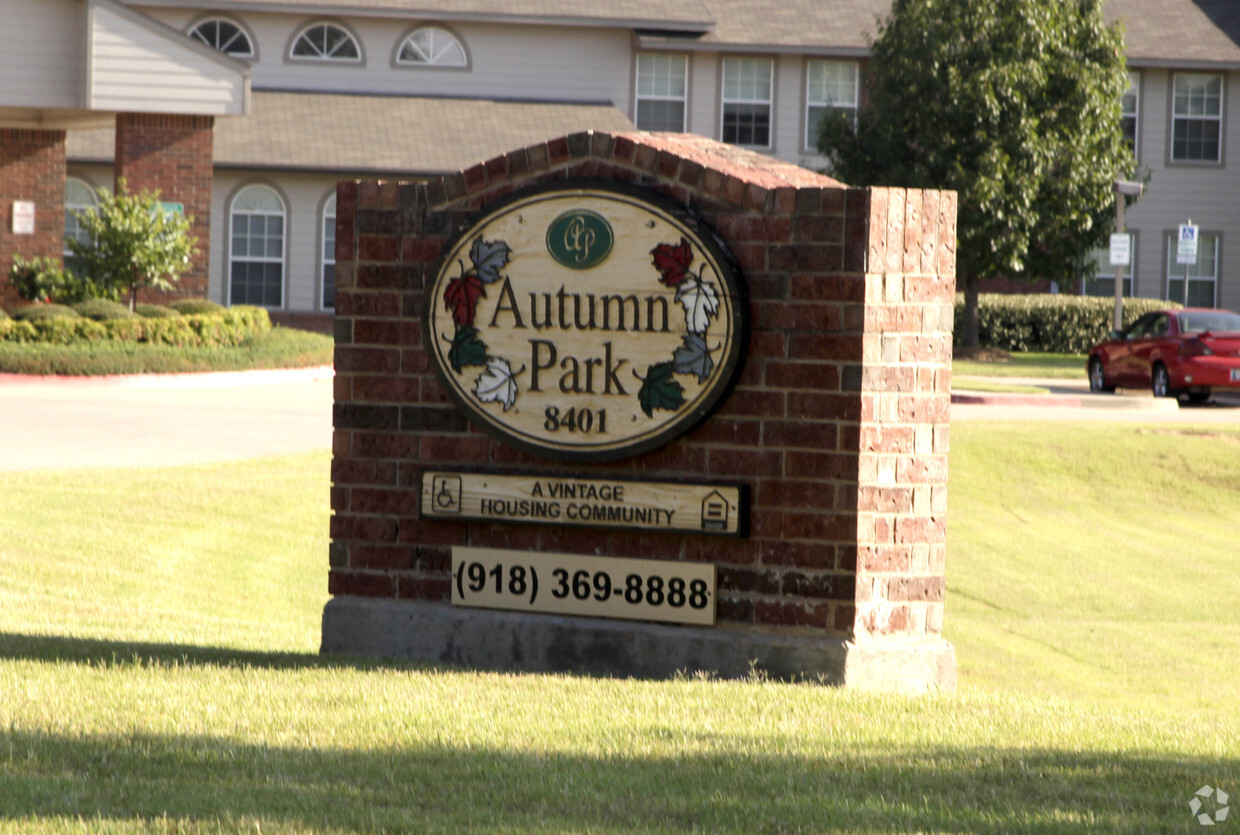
[290,22,361,62]
[64,178,98,255]
[321,194,336,310]
[396,26,467,67]
[189,18,255,57]
[229,185,285,307]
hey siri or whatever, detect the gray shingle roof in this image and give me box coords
[1108,0,1240,67]
[67,90,635,174]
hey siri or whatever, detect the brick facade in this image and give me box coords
[0,129,66,309]
[115,113,215,302]
[327,132,956,685]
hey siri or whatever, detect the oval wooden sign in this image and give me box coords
[426,181,747,462]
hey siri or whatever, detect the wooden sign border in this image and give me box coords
[423,178,749,463]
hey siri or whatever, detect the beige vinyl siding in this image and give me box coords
[143,10,632,107]
[1123,68,1240,309]
[0,0,86,110]
[88,3,246,115]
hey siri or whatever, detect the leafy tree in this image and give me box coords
[817,0,1135,347]
[68,179,197,311]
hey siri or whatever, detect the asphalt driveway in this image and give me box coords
[0,369,333,471]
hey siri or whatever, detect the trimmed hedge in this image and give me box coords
[169,299,225,315]
[135,304,181,319]
[955,294,1180,354]
[11,304,81,322]
[73,299,138,321]
[0,305,271,348]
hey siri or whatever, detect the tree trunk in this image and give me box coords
[128,285,137,312]
[960,273,980,349]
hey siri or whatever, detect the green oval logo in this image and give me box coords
[546,209,613,270]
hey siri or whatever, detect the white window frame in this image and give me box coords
[229,184,286,309]
[805,59,859,150]
[289,22,362,63]
[1121,70,1139,158]
[321,193,336,311]
[720,56,774,149]
[1081,244,1134,298]
[634,52,688,132]
[394,26,468,68]
[1165,231,1219,307]
[188,17,255,58]
[64,177,98,257]
[1171,72,1223,163]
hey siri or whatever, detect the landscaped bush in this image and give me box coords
[955,294,1180,353]
[169,298,224,315]
[0,304,271,348]
[135,304,181,319]
[73,298,138,321]
[11,304,81,322]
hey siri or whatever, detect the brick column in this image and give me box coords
[0,129,66,308]
[115,113,214,301]
[323,132,958,691]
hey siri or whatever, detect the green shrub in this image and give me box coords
[73,298,138,321]
[169,298,224,315]
[135,304,181,319]
[0,308,8,321]
[8,256,69,303]
[955,294,1180,354]
[0,304,270,348]
[11,304,81,322]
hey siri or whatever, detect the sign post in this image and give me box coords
[1111,180,1143,331]
[1177,222,1199,307]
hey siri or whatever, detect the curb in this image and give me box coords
[0,365,334,389]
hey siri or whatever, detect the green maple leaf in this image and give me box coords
[637,362,686,418]
[448,325,488,373]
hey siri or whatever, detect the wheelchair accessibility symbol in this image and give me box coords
[432,475,462,513]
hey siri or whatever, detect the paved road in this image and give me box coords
[3,368,1239,472]
[0,369,334,471]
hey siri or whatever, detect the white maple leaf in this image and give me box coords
[473,357,519,411]
[676,279,720,335]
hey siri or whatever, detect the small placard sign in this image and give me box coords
[422,471,745,536]
[1109,233,1131,267]
[452,546,716,626]
[11,201,34,235]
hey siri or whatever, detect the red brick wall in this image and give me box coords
[115,113,214,302]
[329,131,956,641]
[0,129,66,309]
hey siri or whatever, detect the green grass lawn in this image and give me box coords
[953,351,1086,379]
[1,426,1237,832]
[0,327,333,376]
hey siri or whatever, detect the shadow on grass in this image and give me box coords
[0,726,1233,832]
[0,631,407,674]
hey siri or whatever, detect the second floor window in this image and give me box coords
[805,59,858,149]
[291,23,360,62]
[721,57,773,148]
[189,19,254,58]
[635,53,687,132]
[1172,72,1222,162]
[396,27,467,67]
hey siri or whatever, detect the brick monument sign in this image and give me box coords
[323,131,957,691]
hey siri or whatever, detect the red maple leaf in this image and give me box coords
[651,238,694,286]
[444,273,484,327]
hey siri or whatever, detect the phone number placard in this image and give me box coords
[451,547,716,626]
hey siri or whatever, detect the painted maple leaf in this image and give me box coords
[650,238,693,287]
[447,325,488,373]
[675,279,719,335]
[637,362,686,418]
[473,356,519,411]
[672,333,715,383]
[444,273,484,327]
[469,237,512,284]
